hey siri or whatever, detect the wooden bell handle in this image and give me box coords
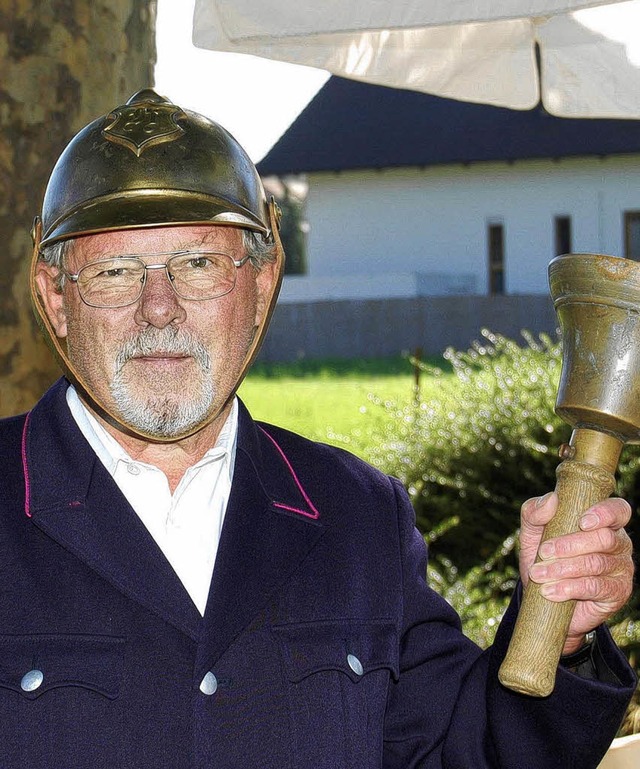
[498,428,622,697]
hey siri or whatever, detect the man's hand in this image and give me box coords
[520,492,634,655]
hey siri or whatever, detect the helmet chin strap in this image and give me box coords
[29,200,285,443]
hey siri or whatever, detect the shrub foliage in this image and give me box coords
[369,330,572,571]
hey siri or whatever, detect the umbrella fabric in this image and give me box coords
[193,0,640,117]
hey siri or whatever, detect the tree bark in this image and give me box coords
[0,0,156,415]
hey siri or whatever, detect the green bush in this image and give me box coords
[368,330,640,730]
[369,330,571,572]
[426,532,518,650]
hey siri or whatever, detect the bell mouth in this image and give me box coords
[40,189,271,250]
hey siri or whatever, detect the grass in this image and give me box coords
[238,355,451,457]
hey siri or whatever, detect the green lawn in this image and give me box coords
[238,356,451,458]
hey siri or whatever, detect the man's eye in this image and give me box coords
[188,257,211,269]
[103,267,127,277]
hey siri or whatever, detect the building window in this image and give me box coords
[554,216,572,256]
[487,222,505,295]
[625,211,640,260]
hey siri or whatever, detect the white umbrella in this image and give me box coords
[193,0,640,117]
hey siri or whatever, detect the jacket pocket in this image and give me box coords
[0,634,125,768]
[272,619,398,769]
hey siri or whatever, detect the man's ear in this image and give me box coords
[254,258,279,327]
[34,263,68,338]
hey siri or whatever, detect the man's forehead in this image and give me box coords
[68,224,244,261]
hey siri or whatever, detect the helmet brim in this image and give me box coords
[40,189,270,249]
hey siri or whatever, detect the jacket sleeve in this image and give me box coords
[382,478,637,769]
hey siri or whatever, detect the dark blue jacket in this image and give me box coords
[0,379,635,768]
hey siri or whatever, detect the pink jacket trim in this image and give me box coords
[258,427,320,520]
[21,412,32,518]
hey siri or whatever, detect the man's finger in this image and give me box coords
[538,574,633,604]
[578,497,632,532]
[520,491,557,528]
[538,527,631,561]
[529,551,629,583]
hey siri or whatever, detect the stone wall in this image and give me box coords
[0,0,156,416]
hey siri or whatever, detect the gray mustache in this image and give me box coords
[114,327,211,373]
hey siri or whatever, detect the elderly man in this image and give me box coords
[0,89,635,768]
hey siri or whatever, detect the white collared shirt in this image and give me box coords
[66,386,237,616]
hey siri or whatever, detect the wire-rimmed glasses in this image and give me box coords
[63,251,252,308]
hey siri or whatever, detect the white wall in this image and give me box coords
[279,155,640,303]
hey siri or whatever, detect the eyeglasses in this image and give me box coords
[63,251,252,308]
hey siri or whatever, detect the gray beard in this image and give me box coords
[109,327,215,438]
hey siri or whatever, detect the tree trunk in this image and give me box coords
[0,0,156,415]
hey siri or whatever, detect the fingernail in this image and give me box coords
[580,513,599,530]
[539,541,555,559]
[535,492,553,508]
[540,583,557,598]
[529,564,548,581]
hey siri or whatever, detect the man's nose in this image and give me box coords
[133,266,187,328]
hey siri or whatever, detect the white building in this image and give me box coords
[257,77,640,360]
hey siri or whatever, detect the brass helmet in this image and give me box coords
[39,88,272,246]
[31,89,284,443]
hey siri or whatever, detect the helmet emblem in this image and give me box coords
[102,99,187,156]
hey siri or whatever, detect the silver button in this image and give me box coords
[21,669,44,692]
[199,671,218,695]
[347,654,364,676]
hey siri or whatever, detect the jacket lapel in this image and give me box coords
[195,405,326,676]
[23,380,202,640]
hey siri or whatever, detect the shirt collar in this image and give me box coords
[66,385,238,482]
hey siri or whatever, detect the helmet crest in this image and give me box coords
[102,90,187,156]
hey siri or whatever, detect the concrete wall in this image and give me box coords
[279,155,640,304]
[260,293,557,362]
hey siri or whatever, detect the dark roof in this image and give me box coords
[257,76,640,176]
